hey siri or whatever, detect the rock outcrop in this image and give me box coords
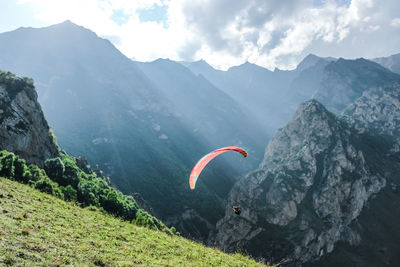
[213,99,394,265]
[0,71,59,166]
[343,82,400,149]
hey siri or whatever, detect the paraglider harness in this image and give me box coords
[232,206,241,215]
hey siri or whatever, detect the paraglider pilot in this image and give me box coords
[232,206,241,215]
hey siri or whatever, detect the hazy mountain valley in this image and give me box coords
[1,20,400,266]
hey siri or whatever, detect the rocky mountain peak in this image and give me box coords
[45,20,93,34]
[260,99,337,171]
[214,97,388,264]
[228,61,272,75]
[194,59,212,67]
[59,19,74,25]
[296,54,323,72]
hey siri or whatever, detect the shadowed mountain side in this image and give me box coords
[311,58,400,113]
[183,60,296,133]
[135,58,267,173]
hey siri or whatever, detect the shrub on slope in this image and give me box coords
[0,150,172,233]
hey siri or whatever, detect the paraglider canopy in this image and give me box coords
[189,146,248,190]
[232,206,241,215]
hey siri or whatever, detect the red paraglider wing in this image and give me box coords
[189,146,248,190]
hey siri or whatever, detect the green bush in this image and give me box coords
[14,157,28,183]
[0,152,15,178]
[101,189,121,215]
[0,151,64,199]
[100,190,138,220]
[26,164,47,183]
[77,179,100,206]
[134,209,151,227]
[62,159,80,188]
[0,150,173,234]
[34,177,64,199]
[44,157,65,182]
[134,209,158,230]
[120,195,139,220]
[61,185,78,202]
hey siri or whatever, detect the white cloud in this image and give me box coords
[172,0,400,70]
[13,0,400,70]
[391,18,400,28]
[16,0,183,61]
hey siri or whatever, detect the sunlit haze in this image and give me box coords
[1,0,400,70]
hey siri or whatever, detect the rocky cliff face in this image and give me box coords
[343,82,400,149]
[0,71,59,166]
[213,98,399,265]
[308,84,400,267]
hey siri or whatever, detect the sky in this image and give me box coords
[1,0,400,70]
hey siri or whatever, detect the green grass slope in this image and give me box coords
[0,178,265,266]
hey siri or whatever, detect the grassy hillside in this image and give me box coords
[0,149,171,234]
[0,178,265,266]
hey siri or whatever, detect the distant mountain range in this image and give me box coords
[182,54,400,134]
